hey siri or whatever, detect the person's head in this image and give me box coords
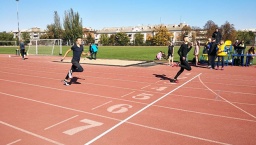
[208,38,212,43]
[183,35,189,42]
[76,37,82,45]
[220,40,224,45]
[20,39,23,42]
[215,28,219,32]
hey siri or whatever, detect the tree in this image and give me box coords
[63,8,83,45]
[236,31,255,45]
[109,34,116,46]
[220,21,237,42]
[85,33,95,44]
[0,32,15,45]
[99,34,109,46]
[21,32,30,44]
[115,32,130,46]
[53,11,63,39]
[203,20,218,39]
[153,25,173,46]
[134,33,144,46]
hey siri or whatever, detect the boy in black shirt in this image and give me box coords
[61,37,87,86]
[171,36,192,83]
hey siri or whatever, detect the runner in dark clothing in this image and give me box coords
[171,36,192,83]
[61,37,87,86]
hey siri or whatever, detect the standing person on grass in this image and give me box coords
[19,39,26,60]
[61,37,87,86]
[171,35,192,83]
[216,40,226,70]
[167,41,174,66]
[209,38,218,69]
[194,40,200,66]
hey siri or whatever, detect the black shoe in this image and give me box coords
[170,79,179,83]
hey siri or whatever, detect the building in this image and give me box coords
[11,27,46,40]
[94,23,189,44]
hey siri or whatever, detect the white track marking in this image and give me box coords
[91,101,113,110]
[6,139,21,145]
[127,122,231,145]
[44,115,79,130]
[199,75,256,119]
[140,84,151,89]
[1,90,254,145]
[120,91,135,98]
[0,121,64,145]
[84,73,202,145]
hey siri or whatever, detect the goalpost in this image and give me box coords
[27,39,62,55]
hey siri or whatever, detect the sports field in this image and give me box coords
[0,53,255,145]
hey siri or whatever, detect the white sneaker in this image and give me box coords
[62,80,70,86]
[68,70,72,78]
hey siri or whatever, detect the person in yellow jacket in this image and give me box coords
[216,40,227,70]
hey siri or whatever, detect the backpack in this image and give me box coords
[91,44,98,53]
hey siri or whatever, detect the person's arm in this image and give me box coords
[61,48,71,61]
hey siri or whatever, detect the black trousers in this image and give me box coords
[20,49,25,58]
[91,52,97,60]
[174,58,191,79]
[65,61,83,80]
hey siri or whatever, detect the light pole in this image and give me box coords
[16,0,20,42]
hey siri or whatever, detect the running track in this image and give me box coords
[0,55,255,145]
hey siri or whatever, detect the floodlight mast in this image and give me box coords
[16,0,20,42]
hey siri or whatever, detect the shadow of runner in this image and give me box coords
[69,77,85,85]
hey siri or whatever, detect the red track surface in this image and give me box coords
[0,54,255,145]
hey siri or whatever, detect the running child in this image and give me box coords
[171,35,192,83]
[61,37,87,86]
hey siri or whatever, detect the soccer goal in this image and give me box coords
[27,39,62,55]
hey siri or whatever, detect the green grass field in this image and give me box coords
[0,45,202,62]
[0,45,254,64]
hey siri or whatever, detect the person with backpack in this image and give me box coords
[90,43,98,60]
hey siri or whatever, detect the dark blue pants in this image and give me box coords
[65,61,83,79]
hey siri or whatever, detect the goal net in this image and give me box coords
[27,39,62,55]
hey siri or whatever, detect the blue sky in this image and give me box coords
[0,0,255,32]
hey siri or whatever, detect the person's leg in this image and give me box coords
[195,55,198,66]
[20,49,25,59]
[221,56,224,68]
[211,55,215,69]
[171,56,174,66]
[94,52,97,60]
[217,56,220,68]
[208,55,211,68]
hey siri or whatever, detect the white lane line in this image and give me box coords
[84,73,202,145]
[6,139,21,145]
[91,101,112,110]
[0,121,64,145]
[140,84,151,89]
[44,115,79,130]
[199,75,256,119]
[127,122,231,145]
[120,91,135,98]
[0,89,254,145]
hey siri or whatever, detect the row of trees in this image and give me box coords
[40,9,83,45]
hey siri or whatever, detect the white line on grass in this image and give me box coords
[44,115,79,130]
[84,73,202,145]
[198,75,256,119]
[0,121,64,145]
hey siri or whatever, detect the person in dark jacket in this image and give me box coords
[208,38,218,69]
[212,28,222,44]
[171,35,192,83]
